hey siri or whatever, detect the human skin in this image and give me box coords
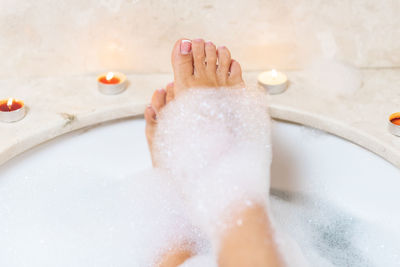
[145,38,284,267]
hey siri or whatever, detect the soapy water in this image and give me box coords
[1,88,400,266]
[271,189,400,267]
[153,88,272,241]
[0,167,208,266]
[1,167,399,267]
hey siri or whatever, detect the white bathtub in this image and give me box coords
[1,118,399,266]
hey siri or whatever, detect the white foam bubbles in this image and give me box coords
[153,88,273,240]
[271,191,400,267]
[0,166,197,267]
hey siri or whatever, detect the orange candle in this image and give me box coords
[391,118,400,126]
[389,112,400,126]
[0,98,26,122]
[0,98,23,112]
[97,72,127,95]
[98,72,120,84]
[388,112,400,137]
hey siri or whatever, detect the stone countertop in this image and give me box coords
[1,70,399,168]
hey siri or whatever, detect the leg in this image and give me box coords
[146,38,284,266]
[218,204,284,267]
[157,247,193,267]
[171,39,283,266]
[145,84,194,267]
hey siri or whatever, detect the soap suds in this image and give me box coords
[153,88,272,240]
[1,87,399,267]
[0,167,207,267]
[271,190,400,267]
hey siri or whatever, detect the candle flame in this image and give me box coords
[271,69,278,78]
[106,72,114,81]
[7,98,13,110]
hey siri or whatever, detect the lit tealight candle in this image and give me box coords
[258,69,288,94]
[388,112,400,137]
[0,98,26,123]
[97,71,127,95]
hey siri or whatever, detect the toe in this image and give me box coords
[145,104,157,125]
[171,39,194,85]
[144,105,157,137]
[165,82,175,103]
[151,88,167,114]
[228,59,245,87]
[216,46,232,84]
[144,104,157,167]
[192,38,206,77]
[205,41,217,77]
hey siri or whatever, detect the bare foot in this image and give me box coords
[171,38,245,95]
[144,82,174,167]
[144,39,249,267]
[145,38,245,167]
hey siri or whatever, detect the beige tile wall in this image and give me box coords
[1,0,399,79]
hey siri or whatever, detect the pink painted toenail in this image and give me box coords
[193,38,204,42]
[167,82,174,87]
[206,41,214,46]
[157,88,166,93]
[180,40,192,55]
[217,46,226,50]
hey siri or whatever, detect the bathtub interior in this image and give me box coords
[1,0,400,265]
[0,118,399,266]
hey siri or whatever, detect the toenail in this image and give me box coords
[180,40,192,55]
[167,82,174,87]
[157,88,166,93]
[206,41,214,46]
[193,38,204,42]
[217,46,226,50]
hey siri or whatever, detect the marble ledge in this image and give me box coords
[0,70,399,168]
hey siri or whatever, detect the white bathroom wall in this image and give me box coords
[1,0,399,79]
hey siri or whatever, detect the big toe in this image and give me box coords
[144,104,157,167]
[145,104,157,126]
[171,39,194,94]
[145,88,167,137]
[145,88,167,167]
[165,82,175,103]
[151,88,167,114]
